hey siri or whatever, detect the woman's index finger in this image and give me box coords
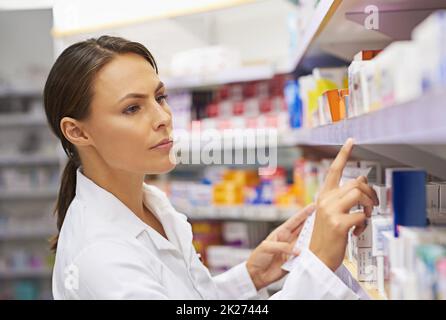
[321,138,355,193]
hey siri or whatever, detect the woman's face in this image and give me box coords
[83,53,175,175]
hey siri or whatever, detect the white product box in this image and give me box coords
[348,231,358,263]
[222,222,249,247]
[348,61,371,116]
[312,67,347,89]
[376,256,386,298]
[357,218,372,248]
[412,10,446,90]
[359,161,382,185]
[440,184,446,213]
[385,230,405,271]
[207,246,252,272]
[347,230,354,262]
[298,75,316,129]
[189,183,213,207]
[357,247,377,282]
[364,59,380,112]
[372,216,393,257]
[372,184,388,215]
[373,41,422,107]
[426,183,440,212]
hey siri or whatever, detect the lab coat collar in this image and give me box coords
[75,168,148,238]
[142,183,194,255]
[75,168,192,255]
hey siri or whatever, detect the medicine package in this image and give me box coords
[281,166,372,271]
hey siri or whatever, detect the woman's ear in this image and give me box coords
[60,117,93,147]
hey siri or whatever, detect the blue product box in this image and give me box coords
[392,170,427,237]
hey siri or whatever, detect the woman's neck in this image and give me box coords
[81,161,146,221]
[79,151,168,240]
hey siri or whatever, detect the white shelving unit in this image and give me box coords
[0,154,59,166]
[0,229,54,241]
[288,89,446,146]
[0,114,47,128]
[176,204,300,222]
[0,268,52,280]
[0,188,58,201]
[0,91,60,299]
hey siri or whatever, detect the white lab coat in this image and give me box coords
[52,168,368,300]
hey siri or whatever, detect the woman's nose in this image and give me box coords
[152,105,172,130]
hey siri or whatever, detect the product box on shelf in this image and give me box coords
[358,247,377,282]
[392,170,427,237]
[372,184,388,215]
[411,10,446,91]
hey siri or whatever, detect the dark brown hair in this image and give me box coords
[43,36,158,252]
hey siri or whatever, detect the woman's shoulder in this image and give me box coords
[57,196,147,262]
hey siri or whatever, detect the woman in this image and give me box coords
[45,36,378,299]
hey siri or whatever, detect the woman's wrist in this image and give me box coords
[246,262,265,291]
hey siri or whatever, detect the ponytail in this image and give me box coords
[50,156,79,252]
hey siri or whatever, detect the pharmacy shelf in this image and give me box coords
[287,89,446,145]
[0,90,41,99]
[284,89,446,180]
[163,0,445,87]
[342,259,384,300]
[277,0,340,73]
[176,205,300,222]
[0,188,59,200]
[164,64,275,90]
[0,268,52,280]
[0,115,47,128]
[165,0,340,88]
[178,86,446,148]
[0,229,54,241]
[176,128,294,153]
[0,154,59,166]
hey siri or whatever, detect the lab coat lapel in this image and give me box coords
[142,184,194,261]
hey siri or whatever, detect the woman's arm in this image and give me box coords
[214,139,378,300]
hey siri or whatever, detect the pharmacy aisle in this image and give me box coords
[1,0,446,301]
[0,8,58,300]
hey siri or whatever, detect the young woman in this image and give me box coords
[45,36,378,299]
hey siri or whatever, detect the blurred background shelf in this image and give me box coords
[0,188,59,200]
[0,229,54,241]
[177,205,300,222]
[0,268,52,280]
[0,154,59,166]
[0,115,47,128]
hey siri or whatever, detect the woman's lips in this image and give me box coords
[150,139,173,150]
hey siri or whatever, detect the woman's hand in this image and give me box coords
[246,203,316,290]
[309,138,379,272]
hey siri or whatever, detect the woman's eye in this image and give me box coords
[123,105,140,114]
[156,94,168,104]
